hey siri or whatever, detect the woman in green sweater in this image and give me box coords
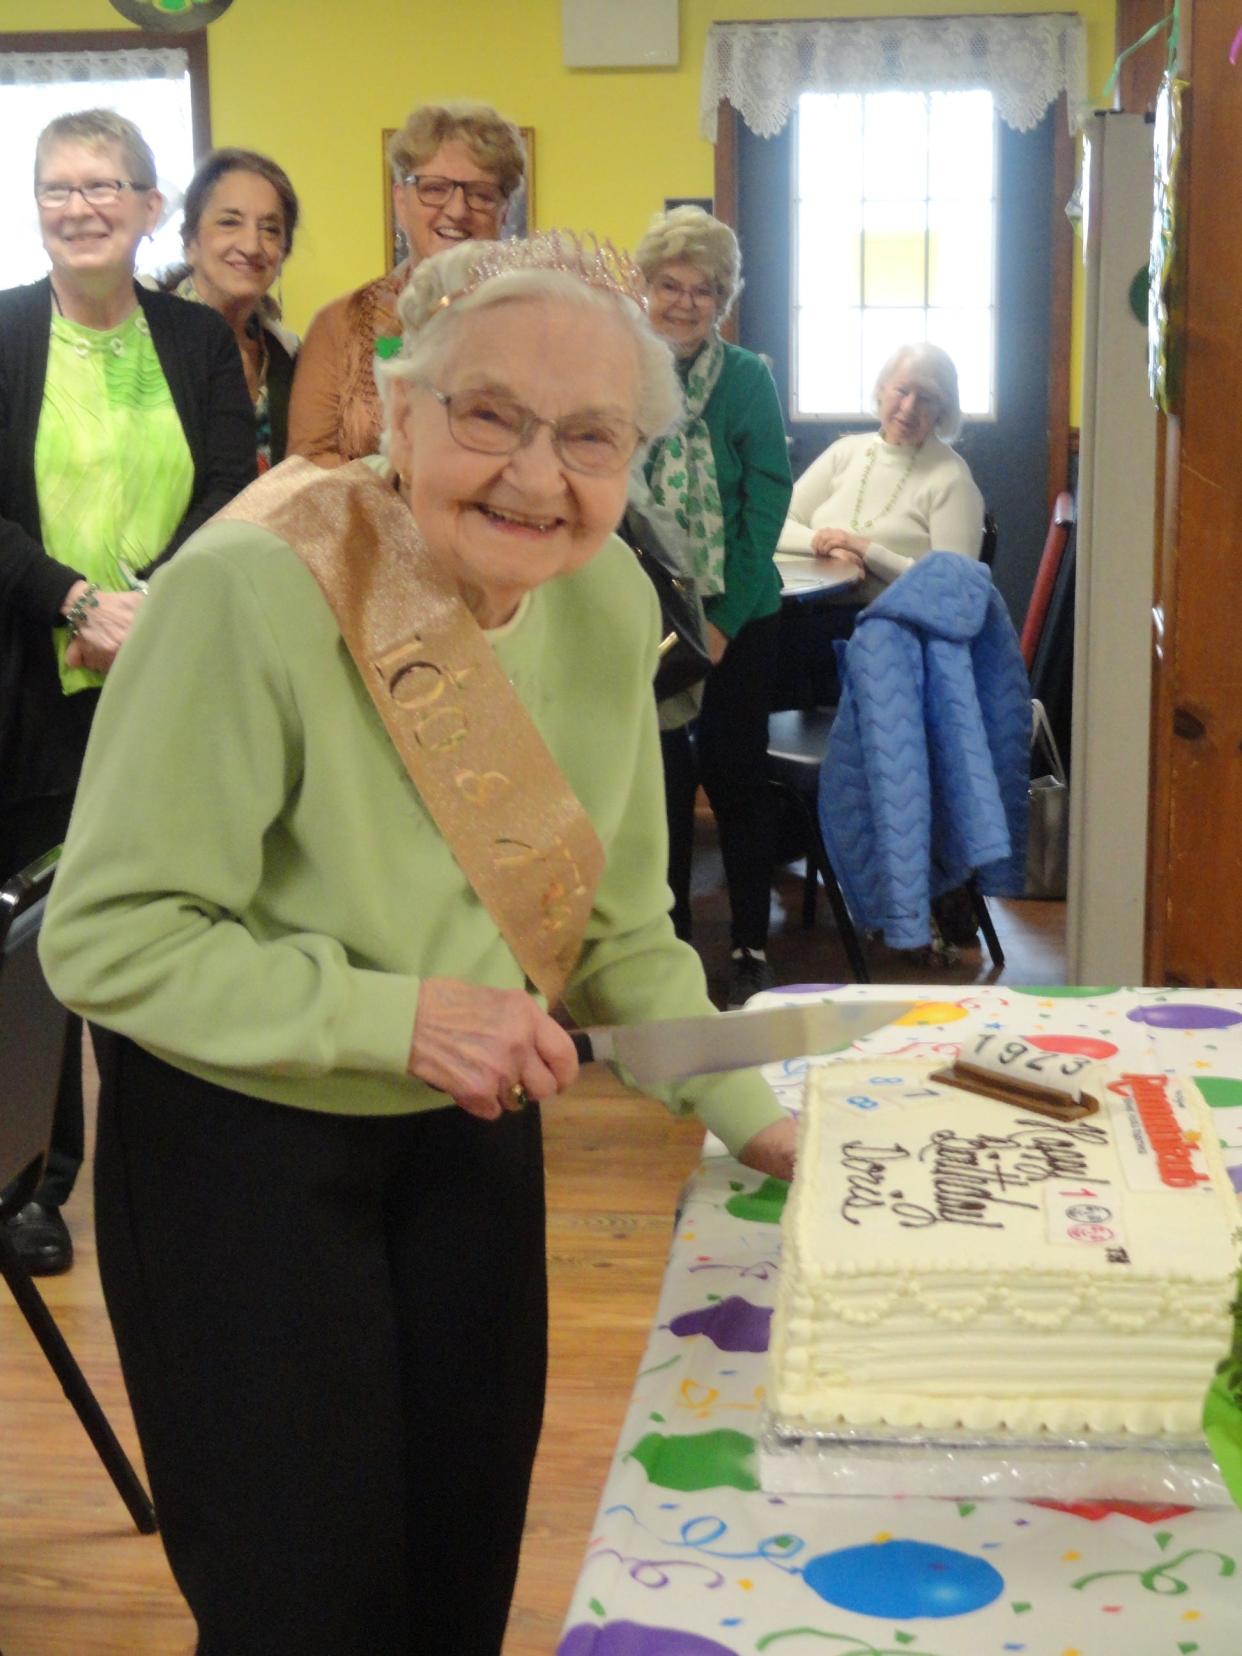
[40,232,795,1656]
[637,208,793,1006]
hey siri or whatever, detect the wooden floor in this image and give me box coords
[0,833,1065,1655]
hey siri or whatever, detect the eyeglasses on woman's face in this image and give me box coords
[420,384,643,476]
[402,174,506,214]
[35,178,152,209]
[649,274,717,309]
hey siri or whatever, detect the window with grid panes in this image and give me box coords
[793,89,997,420]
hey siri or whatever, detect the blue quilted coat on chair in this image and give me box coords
[817,552,1031,950]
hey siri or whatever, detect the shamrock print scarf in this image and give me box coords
[647,330,727,597]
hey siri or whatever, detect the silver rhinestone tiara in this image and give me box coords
[437,230,648,313]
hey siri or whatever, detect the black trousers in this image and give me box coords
[662,610,780,952]
[0,793,82,1208]
[94,1036,548,1656]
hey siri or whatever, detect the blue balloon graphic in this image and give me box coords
[802,1538,1004,1618]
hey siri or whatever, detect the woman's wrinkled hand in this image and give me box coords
[63,587,146,673]
[809,526,869,568]
[737,1115,798,1183]
[408,976,580,1120]
[705,620,729,665]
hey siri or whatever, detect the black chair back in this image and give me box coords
[0,851,65,1216]
[980,512,999,568]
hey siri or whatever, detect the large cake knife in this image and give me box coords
[569,1000,914,1085]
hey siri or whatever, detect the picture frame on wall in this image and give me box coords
[382,126,535,269]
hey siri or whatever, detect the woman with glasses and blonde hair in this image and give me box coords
[635,206,792,1007]
[288,99,525,467]
[0,108,253,1275]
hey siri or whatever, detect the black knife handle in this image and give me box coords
[571,1031,595,1065]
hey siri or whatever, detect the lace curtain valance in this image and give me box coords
[700,14,1088,140]
[0,46,188,86]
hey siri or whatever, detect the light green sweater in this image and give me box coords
[39,509,784,1158]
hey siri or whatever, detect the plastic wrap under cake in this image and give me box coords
[758,1409,1231,1504]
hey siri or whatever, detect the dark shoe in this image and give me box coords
[727,950,776,1009]
[5,1201,73,1275]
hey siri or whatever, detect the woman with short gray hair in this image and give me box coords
[779,340,984,597]
[0,107,253,1274]
[635,206,792,1006]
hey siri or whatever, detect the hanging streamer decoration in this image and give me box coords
[1149,69,1188,413]
[1101,6,1185,414]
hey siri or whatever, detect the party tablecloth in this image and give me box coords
[558,984,1242,1656]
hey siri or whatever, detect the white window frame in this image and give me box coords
[790,88,1000,426]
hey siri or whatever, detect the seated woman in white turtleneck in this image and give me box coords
[778,342,983,602]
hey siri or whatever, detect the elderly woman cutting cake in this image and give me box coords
[41,232,795,1655]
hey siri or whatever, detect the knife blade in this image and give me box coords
[570,999,915,1086]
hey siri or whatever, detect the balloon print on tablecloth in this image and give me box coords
[894,1001,969,1025]
[801,1539,1004,1618]
[1010,986,1119,998]
[626,1428,758,1492]
[1025,1033,1118,1060]
[1127,1003,1242,1030]
[724,1178,788,1224]
[1194,1077,1242,1110]
[667,1296,771,1353]
[559,1622,737,1655]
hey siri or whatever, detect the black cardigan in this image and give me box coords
[0,278,256,808]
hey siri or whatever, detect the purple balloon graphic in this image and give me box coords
[559,1622,737,1655]
[802,1538,1004,1618]
[668,1296,772,1353]
[1127,1003,1242,1030]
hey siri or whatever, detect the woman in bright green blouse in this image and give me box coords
[637,207,793,1007]
[0,108,254,1275]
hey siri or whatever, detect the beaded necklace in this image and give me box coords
[850,439,923,532]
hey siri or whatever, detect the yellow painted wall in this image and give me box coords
[2,0,1116,416]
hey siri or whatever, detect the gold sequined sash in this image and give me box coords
[216,457,604,1004]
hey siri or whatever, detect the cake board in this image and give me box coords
[758,1408,1233,1505]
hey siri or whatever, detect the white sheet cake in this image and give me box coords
[768,1061,1241,1437]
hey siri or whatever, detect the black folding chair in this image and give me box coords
[767,708,1005,978]
[0,850,157,1534]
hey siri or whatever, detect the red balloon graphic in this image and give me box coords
[1025,1033,1118,1060]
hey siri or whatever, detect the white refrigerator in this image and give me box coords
[1067,111,1157,985]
